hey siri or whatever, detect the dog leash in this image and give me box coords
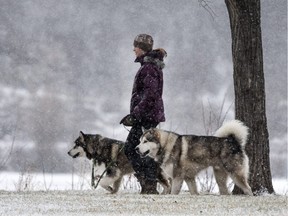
[123,125,131,132]
[91,143,126,190]
[92,125,131,190]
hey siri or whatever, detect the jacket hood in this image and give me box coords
[135,49,165,69]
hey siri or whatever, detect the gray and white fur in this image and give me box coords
[68,131,171,194]
[136,120,253,195]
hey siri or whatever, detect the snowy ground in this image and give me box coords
[0,172,287,215]
[1,190,287,216]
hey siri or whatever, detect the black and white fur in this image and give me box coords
[68,131,171,194]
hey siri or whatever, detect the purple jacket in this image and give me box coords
[130,50,165,123]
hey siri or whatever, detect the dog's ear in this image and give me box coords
[79,131,85,142]
[150,128,160,141]
[149,128,156,134]
[154,130,161,141]
[142,127,147,133]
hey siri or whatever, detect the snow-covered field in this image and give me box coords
[1,190,287,216]
[0,172,287,215]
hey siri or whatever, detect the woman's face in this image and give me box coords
[133,47,145,58]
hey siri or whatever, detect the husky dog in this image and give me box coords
[68,131,171,194]
[135,120,253,195]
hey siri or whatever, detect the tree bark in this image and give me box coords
[225,0,274,194]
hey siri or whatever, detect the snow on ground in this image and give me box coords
[0,172,287,215]
[0,190,287,216]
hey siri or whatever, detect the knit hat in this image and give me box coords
[133,34,153,52]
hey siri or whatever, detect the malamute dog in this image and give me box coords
[68,131,171,194]
[135,120,253,195]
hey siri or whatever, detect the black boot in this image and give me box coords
[135,173,158,195]
[142,179,158,195]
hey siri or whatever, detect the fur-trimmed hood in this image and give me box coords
[143,56,165,69]
[135,49,166,69]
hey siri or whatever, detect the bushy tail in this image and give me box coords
[214,120,249,147]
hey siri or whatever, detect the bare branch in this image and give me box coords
[0,126,16,170]
[201,94,233,135]
[198,0,217,20]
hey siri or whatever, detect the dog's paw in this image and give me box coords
[161,187,172,195]
[108,186,114,192]
[103,186,114,193]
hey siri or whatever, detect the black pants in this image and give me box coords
[124,121,158,181]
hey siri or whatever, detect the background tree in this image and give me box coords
[225,0,274,194]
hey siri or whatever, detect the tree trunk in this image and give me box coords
[225,0,274,195]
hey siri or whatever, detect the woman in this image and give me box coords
[120,34,167,194]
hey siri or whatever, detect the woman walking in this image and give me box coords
[120,34,167,194]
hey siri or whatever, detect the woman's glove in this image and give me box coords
[119,114,136,127]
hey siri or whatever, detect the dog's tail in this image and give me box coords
[214,120,249,147]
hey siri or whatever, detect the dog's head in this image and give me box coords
[68,131,108,160]
[135,128,161,160]
[68,131,87,159]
